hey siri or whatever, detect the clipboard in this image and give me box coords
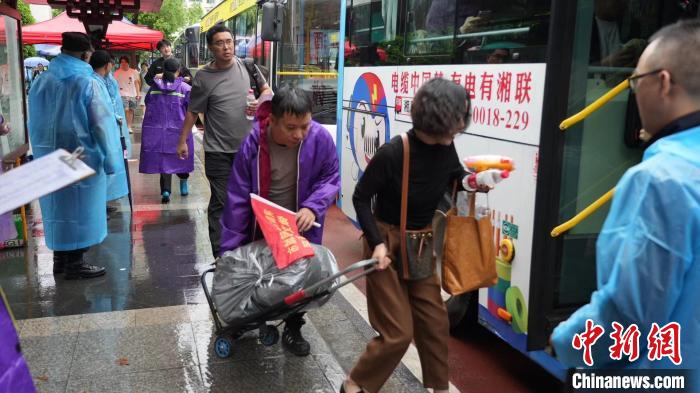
[0,148,96,215]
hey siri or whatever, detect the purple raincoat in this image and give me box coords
[0,295,36,392]
[139,77,194,174]
[219,101,340,254]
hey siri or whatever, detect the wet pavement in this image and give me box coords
[0,115,563,392]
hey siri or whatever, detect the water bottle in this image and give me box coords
[462,169,510,191]
[245,89,256,121]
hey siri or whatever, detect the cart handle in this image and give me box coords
[284,259,378,306]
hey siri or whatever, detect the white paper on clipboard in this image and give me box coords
[0,148,95,215]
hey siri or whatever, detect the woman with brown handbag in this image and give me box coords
[340,78,472,393]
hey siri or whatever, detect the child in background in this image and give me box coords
[139,58,193,203]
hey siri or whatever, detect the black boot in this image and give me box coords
[282,315,310,357]
[64,252,106,280]
[53,253,65,274]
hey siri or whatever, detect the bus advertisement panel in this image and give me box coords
[340,63,556,371]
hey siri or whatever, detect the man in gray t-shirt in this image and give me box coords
[177,23,270,257]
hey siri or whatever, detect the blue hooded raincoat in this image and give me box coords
[98,72,130,201]
[28,54,120,251]
[552,126,700,376]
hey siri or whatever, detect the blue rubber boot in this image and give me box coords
[161,191,170,204]
[180,179,189,196]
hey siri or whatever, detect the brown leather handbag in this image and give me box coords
[398,134,436,281]
[441,188,497,295]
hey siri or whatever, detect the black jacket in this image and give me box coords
[144,57,193,87]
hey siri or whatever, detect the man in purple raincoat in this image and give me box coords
[219,85,340,357]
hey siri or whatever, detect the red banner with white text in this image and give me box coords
[250,194,315,269]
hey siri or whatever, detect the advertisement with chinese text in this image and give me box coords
[340,63,546,354]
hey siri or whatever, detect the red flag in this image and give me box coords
[250,194,315,269]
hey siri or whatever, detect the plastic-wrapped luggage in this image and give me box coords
[211,240,339,325]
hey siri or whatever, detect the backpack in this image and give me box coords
[242,58,265,98]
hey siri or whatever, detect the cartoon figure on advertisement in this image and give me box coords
[346,72,391,180]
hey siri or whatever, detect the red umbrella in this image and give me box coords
[22,12,164,51]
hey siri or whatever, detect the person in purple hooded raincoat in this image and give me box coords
[139,58,193,203]
[219,85,340,357]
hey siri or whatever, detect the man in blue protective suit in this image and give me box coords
[552,20,700,376]
[89,50,130,206]
[28,32,121,279]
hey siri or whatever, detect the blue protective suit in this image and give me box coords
[28,54,120,251]
[552,126,700,374]
[95,72,129,201]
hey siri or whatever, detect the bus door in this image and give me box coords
[529,0,699,360]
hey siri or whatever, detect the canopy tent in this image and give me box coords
[34,44,61,57]
[22,12,164,51]
[24,57,50,67]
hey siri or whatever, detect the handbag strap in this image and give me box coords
[468,192,477,217]
[399,133,410,280]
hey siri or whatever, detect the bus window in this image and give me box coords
[199,31,211,65]
[278,0,340,124]
[346,0,399,66]
[405,0,456,55]
[555,0,698,307]
[404,0,551,64]
[234,7,259,60]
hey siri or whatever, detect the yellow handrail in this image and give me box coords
[559,79,630,130]
[551,188,615,237]
[276,71,339,77]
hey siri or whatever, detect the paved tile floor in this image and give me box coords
[2,115,562,392]
[15,304,387,393]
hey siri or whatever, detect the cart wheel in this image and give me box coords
[259,325,279,346]
[214,336,232,358]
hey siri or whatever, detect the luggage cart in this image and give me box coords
[200,258,378,358]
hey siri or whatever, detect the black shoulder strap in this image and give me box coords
[242,58,260,97]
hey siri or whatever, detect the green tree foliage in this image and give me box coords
[186,4,203,27]
[138,0,202,41]
[17,0,36,58]
[52,8,63,17]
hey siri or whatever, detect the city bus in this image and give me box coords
[336,0,699,381]
[174,24,201,72]
[199,0,340,126]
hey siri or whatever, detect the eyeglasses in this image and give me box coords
[628,69,663,92]
[211,39,234,48]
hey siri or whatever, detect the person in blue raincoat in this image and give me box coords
[552,20,700,378]
[28,32,120,280]
[89,50,130,205]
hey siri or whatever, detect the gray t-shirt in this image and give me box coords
[188,59,267,153]
[267,127,299,211]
